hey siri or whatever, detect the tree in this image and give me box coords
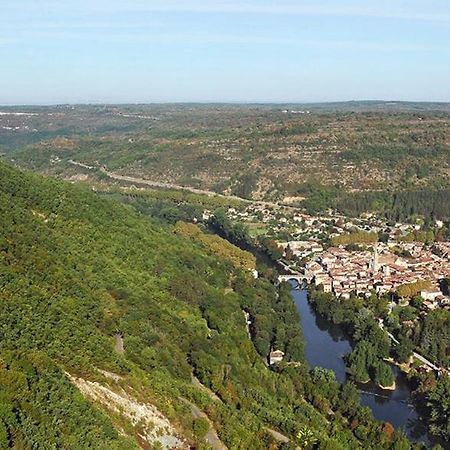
[337,382,360,417]
[396,281,432,299]
[372,361,395,388]
[285,244,295,261]
[427,376,450,440]
[410,295,424,309]
[393,336,413,364]
[296,427,318,449]
[346,342,373,383]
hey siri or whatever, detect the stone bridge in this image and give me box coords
[277,274,307,288]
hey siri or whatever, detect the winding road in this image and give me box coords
[179,397,227,450]
[68,159,301,211]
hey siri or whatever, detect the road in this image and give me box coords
[179,397,227,450]
[68,159,302,211]
[266,428,290,444]
[191,373,222,402]
[378,320,442,372]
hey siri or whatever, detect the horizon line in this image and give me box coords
[2,99,450,108]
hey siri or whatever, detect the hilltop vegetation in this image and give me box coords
[3,104,449,222]
[1,162,431,449]
[174,221,256,270]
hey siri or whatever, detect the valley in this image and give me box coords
[1,103,449,449]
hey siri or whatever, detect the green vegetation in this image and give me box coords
[399,230,436,244]
[5,105,450,222]
[207,207,253,247]
[345,341,394,388]
[308,288,394,387]
[336,189,450,223]
[97,186,244,227]
[426,376,450,441]
[3,103,449,446]
[404,368,450,444]
[174,221,256,270]
[308,283,450,442]
[293,183,338,214]
[392,336,414,364]
[387,300,450,368]
[417,310,450,367]
[331,231,378,246]
[0,162,427,448]
[396,281,432,299]
[373,360,395,389]
[0,352,134,450]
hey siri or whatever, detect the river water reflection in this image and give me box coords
[292,287,431,445]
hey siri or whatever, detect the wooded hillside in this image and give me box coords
[0,162,423,449]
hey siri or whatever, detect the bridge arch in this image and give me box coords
[277,274,305,289]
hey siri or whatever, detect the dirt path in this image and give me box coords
[114,333,124,354]
[266,427,290,444]
[191,374,222,403]
[180,398,227,450]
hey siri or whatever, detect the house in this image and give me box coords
[423,300,439,311]
[421,289,443,302]
[314,274,332,293]
[269,350,285,365]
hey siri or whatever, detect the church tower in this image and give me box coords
[372,243,379,272]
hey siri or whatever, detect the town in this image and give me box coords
[223,202,450,312]
[291,241,450,307]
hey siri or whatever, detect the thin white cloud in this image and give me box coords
[23,29,442,53]
[4,0,450,22]
[111,0,450,23]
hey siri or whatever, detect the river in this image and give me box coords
[292,286,432,445]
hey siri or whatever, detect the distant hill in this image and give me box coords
[4,105,449,216]
[274,100,450,112]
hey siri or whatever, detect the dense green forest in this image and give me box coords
[336,189,450,223]
[1,162,433,449]
[296,183,450,223]
[308,288,394,387]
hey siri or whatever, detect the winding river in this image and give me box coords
[291,286,432,445]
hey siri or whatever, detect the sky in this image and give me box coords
[1,0,450,104]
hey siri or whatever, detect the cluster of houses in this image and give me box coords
[225,203,433,246]
[278,240,324,260]
[300,242,450,309]
[219,206,450,312]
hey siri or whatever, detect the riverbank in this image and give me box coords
[227,240,435,445]
[292,287,432,446]
[379,381,396,391]
[358,377,396,390]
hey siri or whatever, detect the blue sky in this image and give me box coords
[1,0,450,104]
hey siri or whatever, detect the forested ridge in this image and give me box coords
[0,162,432,449]
[6,106,450,213]
[296,183,450,223]
[336,189,450,223]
